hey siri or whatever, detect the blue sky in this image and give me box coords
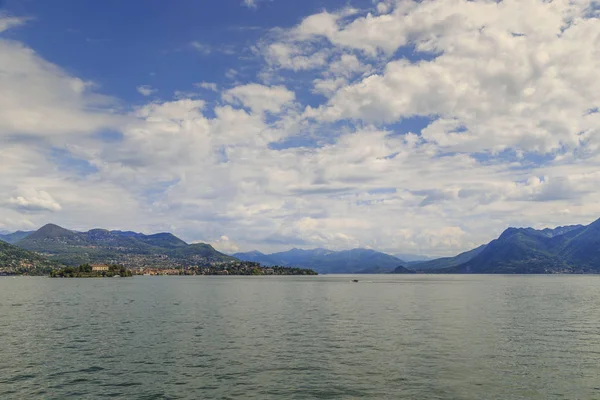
[1,0,600,256]
[3,0,368,102]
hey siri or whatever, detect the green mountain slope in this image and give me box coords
[0,240,61,275]
[16,224,236,267]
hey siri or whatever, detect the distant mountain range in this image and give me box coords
[394,253,432,262]
[404,245,487,271]
[5,220,600,274]
[398,222,599,274]
[0,230,34,244]
[13,223,235,267]
[233,248,405,274]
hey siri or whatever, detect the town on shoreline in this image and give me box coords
[44,261,318,278]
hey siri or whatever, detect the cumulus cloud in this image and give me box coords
[264,42,330,71]
[0,40,122,137]
[295,0,600,157]
[4,1,600,257]
[8,188,62,212]
[223,83,295,113]
[208,235,240,253]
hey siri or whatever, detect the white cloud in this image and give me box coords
[136,85,156,96]
[312,77,348,97]
[0,40,122,137]
[223,83,295,114]
[195,82,218,92]
[376,2,393,15]
[327,54,370,78]
[0,15,28,33]
[293,11,340,39]
[242,0,271,9]
[4,1,600,258]
[264,42,330,71]
[190,41,211,55]
[173,90,201,99]
[208,235,240,253]
[8,188,62,212]
[299,0,600,156]
[225,69,239,80]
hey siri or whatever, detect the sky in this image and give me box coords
[1,0,600,257]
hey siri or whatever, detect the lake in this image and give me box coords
[1,275,600,399]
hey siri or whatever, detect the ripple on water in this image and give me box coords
[1,275,600,399]
[78,366,105,373]
[3,374,37,383]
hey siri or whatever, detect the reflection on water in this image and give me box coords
[1,275,600,399]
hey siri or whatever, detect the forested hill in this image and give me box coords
[0,240,61,275]
[16,224,237,268]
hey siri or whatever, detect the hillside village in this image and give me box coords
[0,224,318,276]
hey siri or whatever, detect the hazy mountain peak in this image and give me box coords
[26,223,75,240]
[16,224,233,267]
[0,230,34,244]
[235,247,405,273]
[241,250,266,256]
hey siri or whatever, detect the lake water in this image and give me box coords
[1,275,600,399]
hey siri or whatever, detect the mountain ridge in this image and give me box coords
[234,248,405,274]
[432,218,600,273]
[0,230,34,244]
[8,218,600,274]
[16,223,236,268]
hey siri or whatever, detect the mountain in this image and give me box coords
[232,250,280,266]
[410,245,487,271]
[0,230,34,244]
[431,219,600,274]
[443,228,565,273]
[558,219,600,268]
[137,233,188,249]
[537,225,584,238]
[0,240,62,275]
[16,224,236,267]
[394,253,432,262]
[391,265,416,274]
[235,248,405,274]
[170,243,235,263]
[26,223,77,241]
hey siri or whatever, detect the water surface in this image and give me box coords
[1,275,600,399]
